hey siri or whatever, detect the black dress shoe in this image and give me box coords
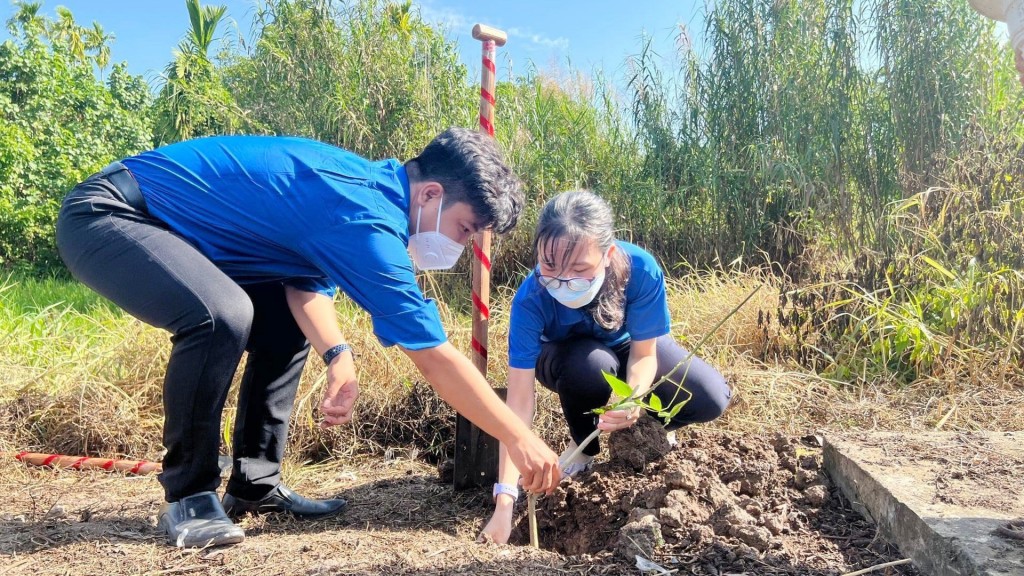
[158,491,245,548]
[222,484,347,520]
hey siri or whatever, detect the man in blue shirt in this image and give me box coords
[56,128,561,548]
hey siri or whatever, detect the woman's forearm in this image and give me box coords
[625,338,659,399]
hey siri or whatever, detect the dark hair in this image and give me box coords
[409,127,523,234]
[534,190,630,331]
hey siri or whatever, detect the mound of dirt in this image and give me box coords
[512,419,919,575]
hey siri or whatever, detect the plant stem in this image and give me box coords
[528,493,539,548]
[560,428,602,466]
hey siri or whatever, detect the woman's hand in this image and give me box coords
[320,352,359,427]
[597,405,643,432]
[604,337,657,433]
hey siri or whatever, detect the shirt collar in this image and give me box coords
[396,164,411,212]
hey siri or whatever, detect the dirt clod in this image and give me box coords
[607,416,672,472]
[615,513,663,560]
[804,484,829,506]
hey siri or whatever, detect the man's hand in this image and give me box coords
[320,353,359,427]
[403,344,561,494]
[505,435,560,494]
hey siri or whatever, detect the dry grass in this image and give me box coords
[1,269,1022,468]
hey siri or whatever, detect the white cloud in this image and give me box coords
[417,1,471,35]
[507,27,569,51]
[416,1,569,53]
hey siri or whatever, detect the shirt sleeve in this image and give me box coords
[508,279,547,370]
[298,222,447,350]
[624,252,671,342]
[284,276,337,297]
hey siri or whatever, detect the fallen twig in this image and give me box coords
[142,566,207,576]
[840,558,913,576]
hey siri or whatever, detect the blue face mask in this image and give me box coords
[545,266,606,309]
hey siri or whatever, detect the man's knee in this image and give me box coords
[180,293,253,348]
[213,296,254,345]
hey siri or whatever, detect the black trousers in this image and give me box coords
[55,169,309,502]
[535,334,731,456]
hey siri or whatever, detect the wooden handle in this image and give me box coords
[472,23,507,46]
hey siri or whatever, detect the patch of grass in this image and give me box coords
[3,265,1022,467]
[1,273,116,314]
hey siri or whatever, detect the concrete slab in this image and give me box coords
[824,432,1024,576]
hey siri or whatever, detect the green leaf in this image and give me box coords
[665,400,689,419]
[921,255,957,280]
[648,393,663,412]
[603,371,635,399]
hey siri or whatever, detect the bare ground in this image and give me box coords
[0,422,922,576]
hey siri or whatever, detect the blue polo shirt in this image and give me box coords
[508,241,671,369]
[122,135,446,350]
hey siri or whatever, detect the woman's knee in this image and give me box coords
[557,344,620,400]
[662,368,731,428]
[699,370,732,420]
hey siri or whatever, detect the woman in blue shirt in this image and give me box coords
[480,190,732,544]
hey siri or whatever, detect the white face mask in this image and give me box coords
[408,195,465,271]
[546,266,606,309]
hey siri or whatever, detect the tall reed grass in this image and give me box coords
[3,0,1022,465]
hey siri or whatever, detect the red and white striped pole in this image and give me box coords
[452,24,508,491]
[470,23,506,377]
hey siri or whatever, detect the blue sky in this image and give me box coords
[1,0,707,86]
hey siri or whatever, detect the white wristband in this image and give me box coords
[492,482,519,502]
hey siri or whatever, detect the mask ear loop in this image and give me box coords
[434,194,444,234]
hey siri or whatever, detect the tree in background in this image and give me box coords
[223,0,470,159]
[0,1,151,272]
[152,0,251,144]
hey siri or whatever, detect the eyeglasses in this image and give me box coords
[533,268,600,292]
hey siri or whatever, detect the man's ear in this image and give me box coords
[413,181,444,207]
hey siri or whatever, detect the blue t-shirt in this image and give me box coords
[507,241,671,369]
[122,135,446,350]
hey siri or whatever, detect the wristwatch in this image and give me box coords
[322,343,352,365]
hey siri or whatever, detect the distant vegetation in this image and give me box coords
[0,0,1020,456]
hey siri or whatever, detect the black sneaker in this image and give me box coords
[157,491,245,548]
[222,484,347,520]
